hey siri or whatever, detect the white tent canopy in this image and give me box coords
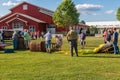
[86,21,120,28]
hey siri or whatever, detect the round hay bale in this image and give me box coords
[40,41,46,52]
[30,42,41,51]
[30,42,36,51]
[18,37,25,49]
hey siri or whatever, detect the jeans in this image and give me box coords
[24,40,28,49]
[113,42,119,54]
[45,40,51,48]
[81,40,86,48]
[69,39,78,56]
[13,39,18,50]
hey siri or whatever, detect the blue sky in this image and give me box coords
[0,0,120,22]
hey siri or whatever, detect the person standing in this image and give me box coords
[41,31,44,39]
[106,29,111,44]
[103,28,108,44]
[12,31,18,50]
[80,30,86,49]
[27,31,31,49]
[44,31,52,53]
[66,27,78,57]
[24,29,29,49]
[112,28,119,54]
[0,31,2,43]
[55,35,63,50]
[2,31,5,43]
[34,31,37,39]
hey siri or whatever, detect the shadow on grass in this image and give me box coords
[0,49,25,54]
[78,55,120,58]
[0,51,16,54]
[15,49,28,51]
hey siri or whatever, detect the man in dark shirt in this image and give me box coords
[112,28,119,54]
[106,30,111,43]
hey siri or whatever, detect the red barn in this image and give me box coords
[0,1,56,34]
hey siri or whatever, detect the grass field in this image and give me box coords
[1,37,120,80]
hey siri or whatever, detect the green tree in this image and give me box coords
[53,0,79,30]
[90,26,98,34]
[80,20,86,24]
[117,7,120,20]
[86,28,90,35]
[86,26,98,36]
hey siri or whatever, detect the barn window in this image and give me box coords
[12,22,23,31]
[23,4,28,10]
[2,26,7,30]
[29,25,35,32]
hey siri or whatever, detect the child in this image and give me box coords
[55,35,62,50]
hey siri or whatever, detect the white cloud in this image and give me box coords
[0,14,3,17]
[105,10,115,14]
[76,4,103,15]
[2,1,19,6]
[114,11,117,15]
[16,0,23,1]
[16,0,27,1]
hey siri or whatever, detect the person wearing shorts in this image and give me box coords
[44,31,52,53]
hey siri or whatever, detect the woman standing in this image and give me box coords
[80,30,86,49]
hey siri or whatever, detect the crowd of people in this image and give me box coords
[0,27,119,57]
[43,31,63,53]
[11,27,86,56]
[11,29,63,53]
[12,29,30,50]
[103,28,119,54]
[11,30,46,50]
[43,27,86,56]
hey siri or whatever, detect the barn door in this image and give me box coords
[46,24,55,34]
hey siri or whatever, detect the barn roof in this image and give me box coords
[10,1,54,13]
[0,13,46,23]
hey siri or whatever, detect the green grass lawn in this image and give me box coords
[1,37,120,80]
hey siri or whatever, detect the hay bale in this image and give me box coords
[30,42,41,51]
[40,41,46,52]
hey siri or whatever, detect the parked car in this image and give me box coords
[2,30,14,40]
